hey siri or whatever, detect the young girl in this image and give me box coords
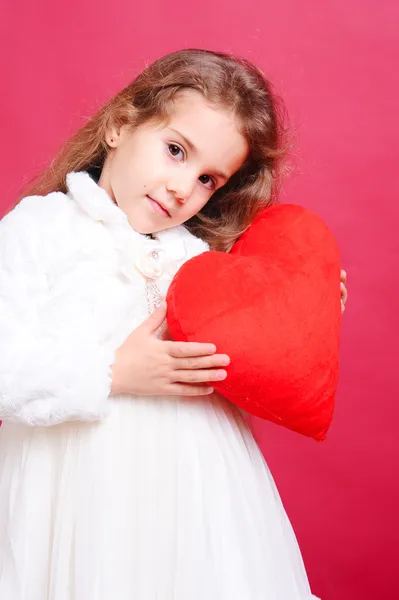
[0,49,347,599]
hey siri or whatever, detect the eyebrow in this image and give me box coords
[168,127,230,182]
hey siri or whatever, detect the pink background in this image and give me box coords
[1,1,398,598]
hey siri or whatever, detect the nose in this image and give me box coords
[166,174,196,203]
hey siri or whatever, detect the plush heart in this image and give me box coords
[166,204,341,441]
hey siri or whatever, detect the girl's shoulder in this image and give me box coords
[0,190,80,285]
[0,177,107,274]
[2,189,69,222]
[0,190,76,260]
[1,188,80,242]
[1,171,119,255]
[155,224,210,261]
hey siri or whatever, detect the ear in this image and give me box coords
[105,123,127,148]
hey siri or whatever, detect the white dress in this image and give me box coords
[0,172,319,599]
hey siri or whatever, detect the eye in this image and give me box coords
[167,143,185,160]
[199,174,216,190]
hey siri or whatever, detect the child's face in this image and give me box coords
[99,90,249,234]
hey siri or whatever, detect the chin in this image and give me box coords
[134,225,154,235]
[127,216,165,236]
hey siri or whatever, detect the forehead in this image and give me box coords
[163,90,249,176]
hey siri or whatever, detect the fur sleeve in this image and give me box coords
[0,194,115,426]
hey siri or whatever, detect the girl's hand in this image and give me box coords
[110,302,230,397]
[340,269,348,313]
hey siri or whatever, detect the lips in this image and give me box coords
[147,195,171,218]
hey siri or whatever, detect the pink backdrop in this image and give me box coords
[1,1,398,598]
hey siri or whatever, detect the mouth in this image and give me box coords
[147,195,172,218]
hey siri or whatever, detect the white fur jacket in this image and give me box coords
[0,171,209,426]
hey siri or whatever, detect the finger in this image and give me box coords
[141,302,167,333]
[340,282,348,303]
[173,354,230,370]
[341,300,345,314]
[340,269,347,283]
[168,341,217,358]
[164,384,215,396]
[174,369,227,383]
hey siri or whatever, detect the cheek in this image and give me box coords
[128,145,166,182]
[184,195,210,220]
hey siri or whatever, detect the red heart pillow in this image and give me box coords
[166,204,341,441]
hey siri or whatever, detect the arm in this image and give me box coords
[0,194,115,426]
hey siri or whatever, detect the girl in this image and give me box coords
[0,49,347,599]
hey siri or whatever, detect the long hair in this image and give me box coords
[20,49,288,251]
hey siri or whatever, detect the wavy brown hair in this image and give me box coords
[20,49,288,251]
